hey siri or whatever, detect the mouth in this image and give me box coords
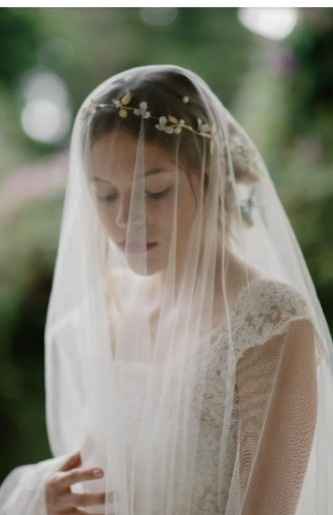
[118,241,158,253]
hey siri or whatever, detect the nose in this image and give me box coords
[115,194,130,229]
[115,193,146,230]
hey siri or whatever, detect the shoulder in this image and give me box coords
[243,276,310,319]
[234,276,312,352]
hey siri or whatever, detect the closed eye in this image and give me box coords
[145,186,173,199]
[97,187,173,203]
[97,193,118,203]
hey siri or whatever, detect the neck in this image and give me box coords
[153,244,237,302]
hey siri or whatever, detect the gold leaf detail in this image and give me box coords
[121,92,132,105]
[168,115,178,124]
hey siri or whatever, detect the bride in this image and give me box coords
[1,64,332,515]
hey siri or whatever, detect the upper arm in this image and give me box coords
[236,316,318,515]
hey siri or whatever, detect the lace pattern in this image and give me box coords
[233,278,312,357]
[183,277,317,514]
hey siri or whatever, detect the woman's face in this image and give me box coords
[89,130,201,276]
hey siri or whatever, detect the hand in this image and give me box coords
[45,451,107,515]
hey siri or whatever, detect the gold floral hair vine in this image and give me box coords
[82,90,217,154]
[82,90,257,225]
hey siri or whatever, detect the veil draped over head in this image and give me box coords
[1,64,333,515]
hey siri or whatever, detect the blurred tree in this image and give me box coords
[0,9,43,87]
[281,9,333,311]
[285,9,333,148]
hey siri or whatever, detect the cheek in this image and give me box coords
[177,180,197,234]
[147,183,197,248]
[96,205,118,238]
[146,197,174,237]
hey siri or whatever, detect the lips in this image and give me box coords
[118,241,158,253]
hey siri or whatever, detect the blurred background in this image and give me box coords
[0,6,332,480]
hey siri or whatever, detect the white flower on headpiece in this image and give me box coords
[197,117,211,135]
[155,115,186,135]
[133,101,151,119]
[155,116,169,132]
[171,116,185,134]
[166,115,179,133]
[182,96,190,103]
[239,187,256,226]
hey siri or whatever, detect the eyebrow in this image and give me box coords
[91,167,171,183]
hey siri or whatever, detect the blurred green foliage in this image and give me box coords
[0,7,332,481]
[0,9,42,85]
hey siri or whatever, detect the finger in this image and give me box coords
[68,491,107,507]
[59,451,82,472]
[58,467,104,489]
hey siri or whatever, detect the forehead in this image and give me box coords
[89,130,177,180]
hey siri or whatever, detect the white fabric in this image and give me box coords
[1,64,333,515]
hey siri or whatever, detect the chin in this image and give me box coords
[126,256,164,276]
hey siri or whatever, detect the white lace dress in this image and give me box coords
[187,276,316,515]
[114,276,317,515]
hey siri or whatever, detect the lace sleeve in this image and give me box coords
[234,280,318,515]
[234,279,314,358]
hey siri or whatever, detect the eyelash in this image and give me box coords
[97,187,173,204]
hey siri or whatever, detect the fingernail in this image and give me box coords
[93,468,104,477]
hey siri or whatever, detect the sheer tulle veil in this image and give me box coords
[1,64,333,515]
